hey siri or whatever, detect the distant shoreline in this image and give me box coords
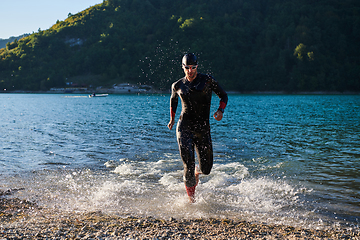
[0,90,359,95]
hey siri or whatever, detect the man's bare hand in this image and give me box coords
[168,119,175,130]
[213,110,223,121]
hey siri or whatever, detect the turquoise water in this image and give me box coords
[0,93,359,230]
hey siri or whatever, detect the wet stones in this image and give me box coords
[0,198,359,239]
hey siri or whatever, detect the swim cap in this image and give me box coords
[182,53,198,65]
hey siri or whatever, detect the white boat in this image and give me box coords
[89,94,108,98]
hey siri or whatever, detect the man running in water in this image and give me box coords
[168,53,228,203]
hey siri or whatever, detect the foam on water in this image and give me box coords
[4,156,344,230]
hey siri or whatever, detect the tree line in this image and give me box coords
[0,0,359,92]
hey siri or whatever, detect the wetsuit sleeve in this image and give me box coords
[169,83,178,119]
[211,78,228,113]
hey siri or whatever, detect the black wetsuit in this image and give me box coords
[170,73,228,187]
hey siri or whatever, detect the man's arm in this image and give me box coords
[168,84,178,130]
[211,78,228,121]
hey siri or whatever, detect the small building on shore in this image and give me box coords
[110,83,148,93]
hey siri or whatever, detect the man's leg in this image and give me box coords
[195,131,213,175]
[177,128,197,202]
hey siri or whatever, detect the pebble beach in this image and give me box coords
[1,198,359,239]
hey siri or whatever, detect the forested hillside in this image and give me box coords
[0,34,31,49]
[0,0,359,92]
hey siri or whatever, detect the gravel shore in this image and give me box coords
[1,198,359,239]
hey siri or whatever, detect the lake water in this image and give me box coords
[0,93,359,230]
